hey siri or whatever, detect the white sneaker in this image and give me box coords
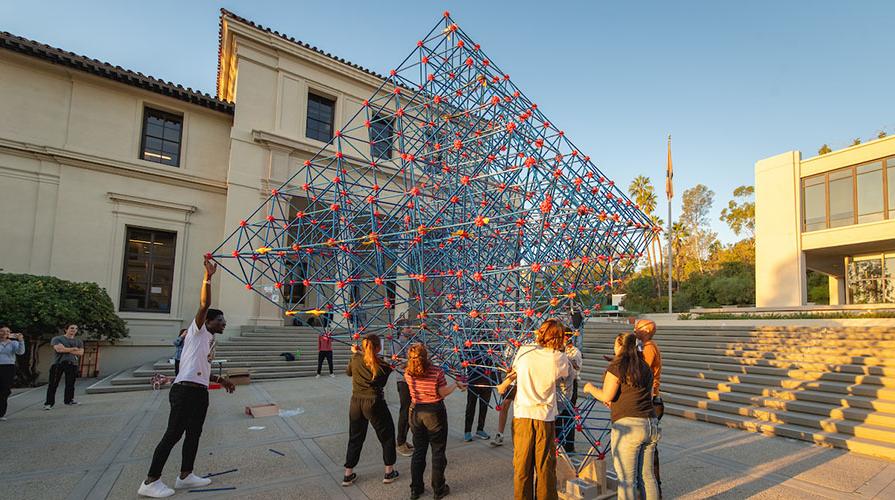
[316,374,320,378]
[490,433,504,447]
[43,405,53,411]
[0,417,7,421]
[330,373,335,378]
[138,479,175,498]
[175,473,212,489]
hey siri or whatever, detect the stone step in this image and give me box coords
[661,383,895,429]
[663,403,895,461]
[150,358,351,370]
[580,345,895,373]
[583,325,895,340]
[580,363,895,401]
[581,339,895,358]
[113,368,337,385]
[581,356,895,390]
[664,394,895,443]
[581,342,895,367]
[88,370,340,393]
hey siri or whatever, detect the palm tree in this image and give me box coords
[629,176,661,295]
[671,221,689,286]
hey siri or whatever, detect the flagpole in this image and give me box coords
[666,135,673,314]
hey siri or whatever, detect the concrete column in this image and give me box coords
[828,275,847,305]
[755,151,805,307]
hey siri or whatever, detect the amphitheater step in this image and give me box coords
[580,323,895,460]
[581,346,895,376]
[663,403,895,461]
[661,382,895,428]
[581,351,895,388]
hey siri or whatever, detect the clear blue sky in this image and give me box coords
[3,0,893,243]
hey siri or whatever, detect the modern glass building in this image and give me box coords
[755,138,895,306]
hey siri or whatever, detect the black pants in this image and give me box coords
[345,395,396,469]
[464,382,490,433]
[45,362,77,406]
[174,360,180,376]
[317,350,333,375]
[654,397,664,499]
[148,383,210,479]
[558,379,579,453]
[410,401,448,496]
[0,364,15,417]
[397,380,411,445]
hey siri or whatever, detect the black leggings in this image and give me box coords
[345,395,396,468]
[410,401,449,496]
[0,364,14,418]
[148,383,210,479]
[317,350,333,375]
[397,380,412,445]
[45,362,77,406]
[464,383,490,433]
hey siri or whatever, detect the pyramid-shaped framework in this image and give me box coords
[211,12,655,467]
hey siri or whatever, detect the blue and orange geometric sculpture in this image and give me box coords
[210,12,655,470]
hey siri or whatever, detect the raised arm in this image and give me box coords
[195,257,217,328]
[14,334,25,355]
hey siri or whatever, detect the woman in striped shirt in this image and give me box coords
[405,343,466,500]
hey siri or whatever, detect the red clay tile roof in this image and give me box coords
[218,8,391,97]
[0,31,234,114]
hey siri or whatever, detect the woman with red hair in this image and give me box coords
[404,343,466,499]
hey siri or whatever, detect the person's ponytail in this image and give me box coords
[362,334,382,377]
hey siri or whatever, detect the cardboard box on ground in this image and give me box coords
[245,404,279,418]
[557,454,613,500]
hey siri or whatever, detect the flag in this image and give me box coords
[665,135,673,200]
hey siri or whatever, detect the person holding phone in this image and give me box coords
[0,324,25,421]
[138,257,236,498]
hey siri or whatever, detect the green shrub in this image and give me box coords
[0,273,128,385]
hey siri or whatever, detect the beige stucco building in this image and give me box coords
[755,138,895,307]
[0,10,407,377]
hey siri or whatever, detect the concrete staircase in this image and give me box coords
[579,323,895,461]
[86,326,352,394]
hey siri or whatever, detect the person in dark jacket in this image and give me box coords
[342,333,400,487]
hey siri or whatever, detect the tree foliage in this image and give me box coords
[719,185,755,238]
[677,184,717,276]
[0,273,128,385]
[818,144,832,155]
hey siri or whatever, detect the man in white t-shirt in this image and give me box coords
[139,257,236,498]
[504,318,571,500]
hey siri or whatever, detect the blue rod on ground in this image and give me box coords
[269,448,286,456]
[190,486,237,493]
[202,468,238,478]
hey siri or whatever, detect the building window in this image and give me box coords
[120,227,176,312]
[370,115,393,160]
[857,161,885,223]
[888,161,895,219]
[828,168,854,228]
[886,254,895,303]
[802,156,895,232]
[802,175,826,231]
[306,93,335,142]
[141,108,182,167]
[283,263,308,306]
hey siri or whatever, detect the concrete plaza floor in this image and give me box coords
[4,376,895,499]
